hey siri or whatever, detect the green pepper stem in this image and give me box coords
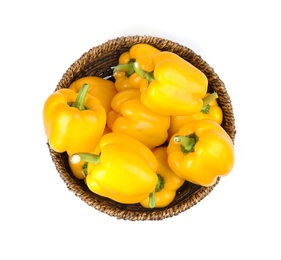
[133,62,155,82]
[201,92,218,114]
[70,152,100,165]
[72,84,89,111]
[148,190,156,209]
[174,133,198,154]
[148,175,165,209]
[155,175,165,192]
[81,162,88,177]
[113,59,136,77]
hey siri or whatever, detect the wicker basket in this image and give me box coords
[48,35,236,221]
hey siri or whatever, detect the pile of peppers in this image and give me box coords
[43,43,235,209]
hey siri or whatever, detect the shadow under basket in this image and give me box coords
[48,35,236,221]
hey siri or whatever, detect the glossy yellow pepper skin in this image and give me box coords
[135,51,208,116]
[107,109,121,130]
[167,119,234,186]
[113,44,160,92]
[70,133,158,204]
[68,76,117,113]
[109,89,170,149]
[140,147,185,208]
[43,84,106,155]
[168,92,223,139]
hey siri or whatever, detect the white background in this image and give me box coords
[1,0,280,259]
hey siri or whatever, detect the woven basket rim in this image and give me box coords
[48,35,236,221]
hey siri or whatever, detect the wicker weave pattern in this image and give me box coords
[48,35,236,221]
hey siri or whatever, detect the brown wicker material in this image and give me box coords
[48,35,236,221]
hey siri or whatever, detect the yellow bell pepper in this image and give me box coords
[140,147,185,208]
[68,76,117,113]
[109,88,170,149]
[168,92,223,139]
[133,51,208,116]
[113,43,160,92]
[70,133,158,204]
[43,84,106,155]
[167,119,234,186]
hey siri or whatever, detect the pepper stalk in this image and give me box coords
[70,83,89,111]
[201,92,218,114]
[173,133,198,154]
[133,62,155,82]
[70,152,100,165]
[113,59,136,77]
[148,174,165,208]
